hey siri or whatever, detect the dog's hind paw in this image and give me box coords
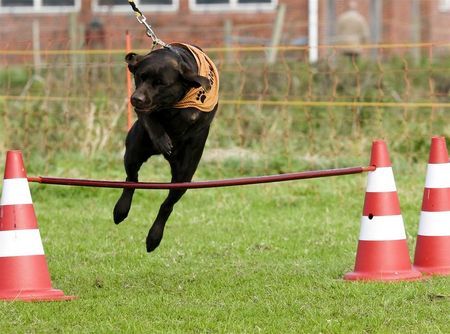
[113,200,130,225]
[146,242,160,253]
[113,209,127,225]
[146,227,163,252]
[146,237,162,253]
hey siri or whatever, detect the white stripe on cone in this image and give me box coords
[366,167,397,192]
[425,163,450,188]
[0,229,45,257]
[359,215,407,241]
[418,211,450,236]
[0,178,33,205]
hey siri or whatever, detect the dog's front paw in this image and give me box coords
[154,134,173,156]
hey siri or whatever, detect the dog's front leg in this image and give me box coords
[139,114,173,156]
[146,127,211,252]
[113,121,153,224]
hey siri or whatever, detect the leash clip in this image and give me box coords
[129,0,167,50]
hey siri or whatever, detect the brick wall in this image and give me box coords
[422,0,450,42]
[0,0,449,53]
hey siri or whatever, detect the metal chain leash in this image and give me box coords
[127,0,168,50]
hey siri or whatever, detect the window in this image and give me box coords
[190,0,276,11]
[2,0,33,6]
[0,0,79,13]
[439,0,450,12]
[44,0,75,5]
[94,0,178,13]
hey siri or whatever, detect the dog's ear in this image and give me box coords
[179,61,211,92]
[125,52,145,73]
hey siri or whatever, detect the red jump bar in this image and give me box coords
[27,166,376,190]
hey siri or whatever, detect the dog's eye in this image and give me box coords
[153,79,164,86]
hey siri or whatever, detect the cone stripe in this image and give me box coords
[366,167,397,192]
[3,151,27,179]
[0,229,45,257]
[421,188,450,211]
[353,240,413,271]
[0,178,33,205]
[0,204,39,230]
[428,137,449,164]
[359,215,407,240]
[0,256,51,291]
[424,163,450,188]
[414,235,450,274]
[369,140,392,167]
[363,192,401,216]
[346,240,422,281]
[418,211,450,236]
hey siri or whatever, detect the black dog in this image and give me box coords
[113,43,219,252]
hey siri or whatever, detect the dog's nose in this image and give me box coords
[131,92,146,108]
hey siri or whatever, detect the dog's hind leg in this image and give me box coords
[146,128,210,252]
[113,122,153,225]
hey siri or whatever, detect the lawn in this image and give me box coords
[0,159,448,333]
[1,41,449,333]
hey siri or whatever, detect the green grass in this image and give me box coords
[1,49,448,333]
[0,161,449,333]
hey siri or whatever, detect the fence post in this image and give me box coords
[308,0,319,63]
[224,19,234,64]
[267,4,286,64]
[411,0,421,64]
[370,0,382,60]
[325,0,336,46]
[126,31,133,131]
[32,19,42,75]
[69,12,78,78]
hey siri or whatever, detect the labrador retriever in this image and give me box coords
[113,43,219,252]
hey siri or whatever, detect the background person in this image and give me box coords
[335,1,370,61]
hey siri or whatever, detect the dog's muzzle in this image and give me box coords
[130,92,147,108]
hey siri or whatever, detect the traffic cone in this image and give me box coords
[413,136,450,275]
[344,140,422,281]
[0,150,76,301]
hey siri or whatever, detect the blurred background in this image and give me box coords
[0,0,449,177]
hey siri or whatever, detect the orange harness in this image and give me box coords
[173,44,219,112]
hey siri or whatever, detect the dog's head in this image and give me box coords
[125,48,211,114]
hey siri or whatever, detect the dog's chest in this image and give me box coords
[155,110,197,137]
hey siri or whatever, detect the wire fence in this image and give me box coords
[1,41,449,176]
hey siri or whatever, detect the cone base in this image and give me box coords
[344,270,422,281]
[413,265,450,276]
[0,288,77,302]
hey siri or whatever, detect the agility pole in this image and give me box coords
[27,166,375,190]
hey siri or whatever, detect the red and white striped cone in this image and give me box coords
[413,136,450,275]
[0,150,76,301]
[345,140,422,281]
